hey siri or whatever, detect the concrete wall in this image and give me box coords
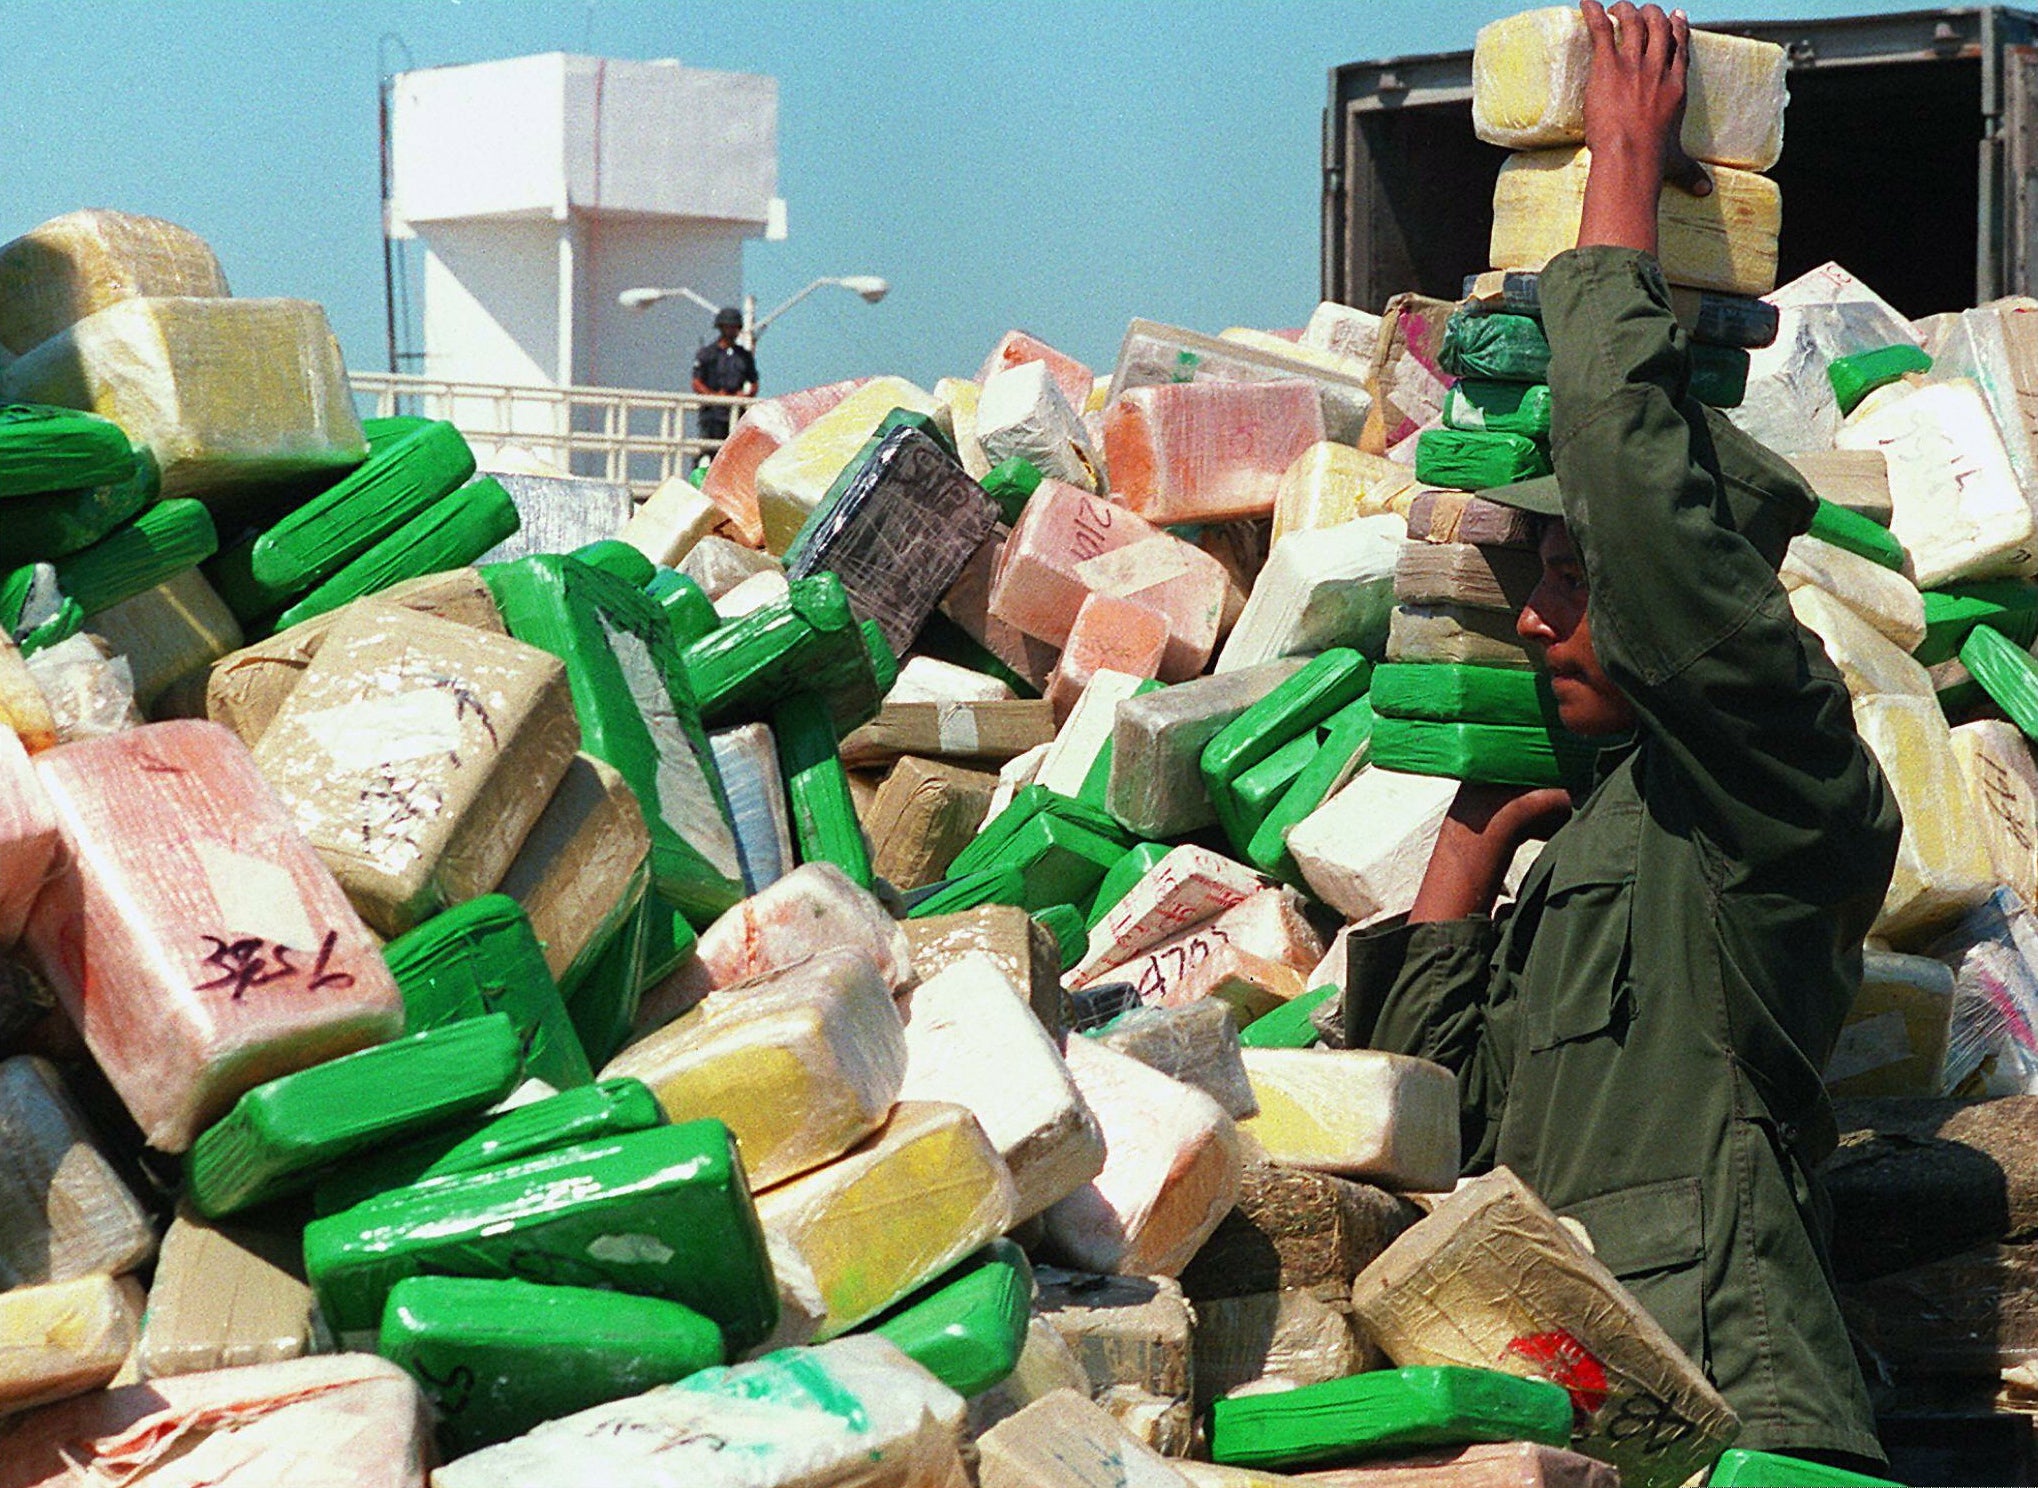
[391,51,778,392]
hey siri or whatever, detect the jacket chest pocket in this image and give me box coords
[1521,801,1643,1052]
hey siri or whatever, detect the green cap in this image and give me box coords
[1474,474,1564,517]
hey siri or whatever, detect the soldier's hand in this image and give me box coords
[1580,1,1711,198]
[1409,783,1575,923]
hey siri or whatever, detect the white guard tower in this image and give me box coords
[386,53,779,469]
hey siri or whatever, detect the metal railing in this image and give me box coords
[349,371,756,497]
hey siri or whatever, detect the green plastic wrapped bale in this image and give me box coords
[187,1013,524,1219]
[1245,696,1374,880]
[1371,713,1597,790]
[270,476,520,631]
[1962,623,2038,739]
[1439,311,1549,382]
[0,452,155,568]
[380,894,594,1092]
[1033,902,1087,972]
[380,1275,724,1457]
[681,571,889,734]
[241,418,476,604]
[0,403,135,498]
[1829,343,1933,415]
[1236,984,1336,1048]
[484,554,744,930]
[866,1238,1032,1397]
[1207,1364,1573,1470]
[315,1076,667,1217]
[1918,579,2038,666]
[1807,498,1905,572]
[55,496,217,617]
[644,568,719,646]
[1203,648,1372,850]
[981,456,1044,524]
[1085,841,1175,929]
[1414,428,1551,490]
[1227,729,1320,841]
[1707,1448,1901,1487]
[1690,341,1751,409]
[1370,661,1560,728]
[1441,379,1552,437]
[304,1118,777,1353]
[774,689,873,887]
[971,811,1126,913]
[572,539,657,588]
[0,562,82,655]
[905,865,1029,919]
[949,785,1136,881]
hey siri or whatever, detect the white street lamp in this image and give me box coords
[746,275,889,341]
[618,275,889,350]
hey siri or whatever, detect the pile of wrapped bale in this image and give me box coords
[9,6,2038,1482]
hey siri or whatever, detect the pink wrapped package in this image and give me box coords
[1043,593,1168,723]
[643,862,917,1025]
[703,376,872,546]
[1072,886,1324,1009]
[976,330,1095,417]
[987,482,1230,682]
[25,721,403,1152]
[940,528,1061,692]
[0,729,59,945]
[1043,1034,1241,1277]
[0,1354,430,1488]
[1103,380,1325,525]
[1071,844,1268,984]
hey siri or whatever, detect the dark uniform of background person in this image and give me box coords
[1339,2,1900,1472]
[692,306,758,443]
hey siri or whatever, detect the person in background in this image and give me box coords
[1342,1,1899,1470]
[692,306,758,443]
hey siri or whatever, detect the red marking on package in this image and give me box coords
[1505,1330,1610,1428]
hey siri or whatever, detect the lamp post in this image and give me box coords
[617,275,888,349]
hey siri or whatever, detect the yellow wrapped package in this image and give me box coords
[1786,586,1933,703]
[753,376,941,553]
[206,568,505,747]
[0,209,229,357]
[1854,692,1997,947]
[252,604,580,937]
[619,474,721,568]
[1952,719,2038,908]
[87,568,244,713]
[603,947,908,1189]
[2,297,368,505]
[1824,950,1955,1099]
[934,377,992,479]
[0,1274,144,1415]
[1270,444,1419,545]
[1778,535,1925,652]
[756,1099,1017,1345]
[1473,7,1786,169]
[1490,148,1781,297]
[137,1205,315,1380]
[1237,1048,1460,1191]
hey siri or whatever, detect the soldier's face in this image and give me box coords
[1518,519,1638,737]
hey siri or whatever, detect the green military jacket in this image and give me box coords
[1344,247,1901,1465]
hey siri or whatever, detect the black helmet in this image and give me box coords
[714,307,743,330]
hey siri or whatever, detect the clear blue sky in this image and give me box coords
[7,0,1931,396]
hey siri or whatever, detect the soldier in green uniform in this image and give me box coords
[1341,1,1898,1470]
